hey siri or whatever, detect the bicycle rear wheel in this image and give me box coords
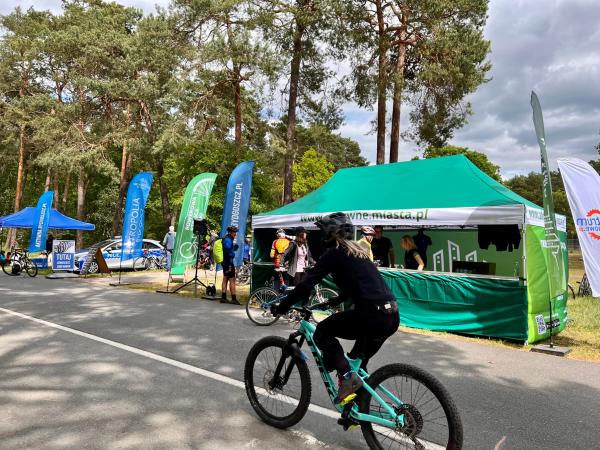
[2,261,18,276]
[133,257,148,271]
[246,287,280,326]
[357,363,463,450]
[24,259,38,277]
[156,255,167,270]
[244,336,311,429]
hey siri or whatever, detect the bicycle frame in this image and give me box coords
[277,311,405,430]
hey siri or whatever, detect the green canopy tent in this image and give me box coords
[252,155,568,343]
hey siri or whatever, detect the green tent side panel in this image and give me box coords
[525,225,568,343]
[380,270,528,341]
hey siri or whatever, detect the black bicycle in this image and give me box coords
[2,248,38,277]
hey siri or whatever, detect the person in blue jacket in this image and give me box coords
[220,225,240,305]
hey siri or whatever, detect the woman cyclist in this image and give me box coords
[272,212,399,403]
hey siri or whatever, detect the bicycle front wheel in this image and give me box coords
[357,363,463,450]
[244,336,312,429]
[25,259,38,277]
[246,287,280,326]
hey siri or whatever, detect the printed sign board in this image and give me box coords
[52,240,75,271]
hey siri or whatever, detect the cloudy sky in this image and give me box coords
[3,0,599,178]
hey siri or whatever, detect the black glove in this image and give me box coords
[327,296,344,307]
[233,244,239,251]
[312,301,332,311]
[271,297,293,316]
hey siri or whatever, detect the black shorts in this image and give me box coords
[222,263,236,278]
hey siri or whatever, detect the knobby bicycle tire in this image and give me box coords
[2,262,19,276]
[246,287,280,326]
[357,363,463,450]
[24,259,38,277]
[244,336,312,429]
[133,257,148,271]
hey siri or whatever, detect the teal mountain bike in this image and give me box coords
[244,303,463,449]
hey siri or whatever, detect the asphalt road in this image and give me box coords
[1,275,599,449]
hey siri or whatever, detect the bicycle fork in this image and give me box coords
[269,333,309,390]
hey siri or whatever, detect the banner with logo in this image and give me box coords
[171,173,217,275]
[220,161,254,266]
[28,191,54,253]
[558,158,600,297]
[531,91,566,302]
[120,172,154,262]
[52,239,75,271]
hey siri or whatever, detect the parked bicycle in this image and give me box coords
[245,283,339,326]
[236,261,252,285]
[2,248,38,277]
[576,273,592,297]
[133,249,167,271]
[244,302,463,449]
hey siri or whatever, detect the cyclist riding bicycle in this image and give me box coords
[271,212,399,404]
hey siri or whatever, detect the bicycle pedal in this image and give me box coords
[338,393,357,406]
[337,417,359,431]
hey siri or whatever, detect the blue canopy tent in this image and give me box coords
[0,207,95,230]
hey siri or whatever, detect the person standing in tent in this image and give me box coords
[371,225,395,267]
[401,235,425,271]
[413,228,432,269]
[270,228,291,289]
[221,225,240,305]
[357,226,375,262]
[281,227,315,285]
[162,225,176,271]
[243,236,251,265]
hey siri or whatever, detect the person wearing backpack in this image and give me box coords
[220,226,240,305]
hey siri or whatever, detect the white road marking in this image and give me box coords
[0,306,445,450]
[0,307,338,420]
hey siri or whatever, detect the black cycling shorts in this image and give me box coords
[222,263,236,278]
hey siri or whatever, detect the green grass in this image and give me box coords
[552,296,600,362]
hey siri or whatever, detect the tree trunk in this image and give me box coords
[53,172,60,211]
[233,68,243,159]
[389,39,407,163]
[156,158,172,231]
[44,168,51,191]
[76,169,86,249]
[62,171,70,212]
[376,0,388,165]
[283,20,305,204]
[112,142,133,236]
[227,20,243,159]
[7,125,28,250]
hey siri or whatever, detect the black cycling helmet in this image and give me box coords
[315,212,353,242]
[227,225,238,232]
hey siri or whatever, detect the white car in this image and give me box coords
[74,238,165,273]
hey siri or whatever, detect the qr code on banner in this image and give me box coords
[535,314,547,335]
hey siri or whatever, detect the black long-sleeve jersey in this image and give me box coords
[279,245,395,312]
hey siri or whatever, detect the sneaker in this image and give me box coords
[335,371,363,404]
[220,297,229,304]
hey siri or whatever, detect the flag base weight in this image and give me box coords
[530,344,571,357]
